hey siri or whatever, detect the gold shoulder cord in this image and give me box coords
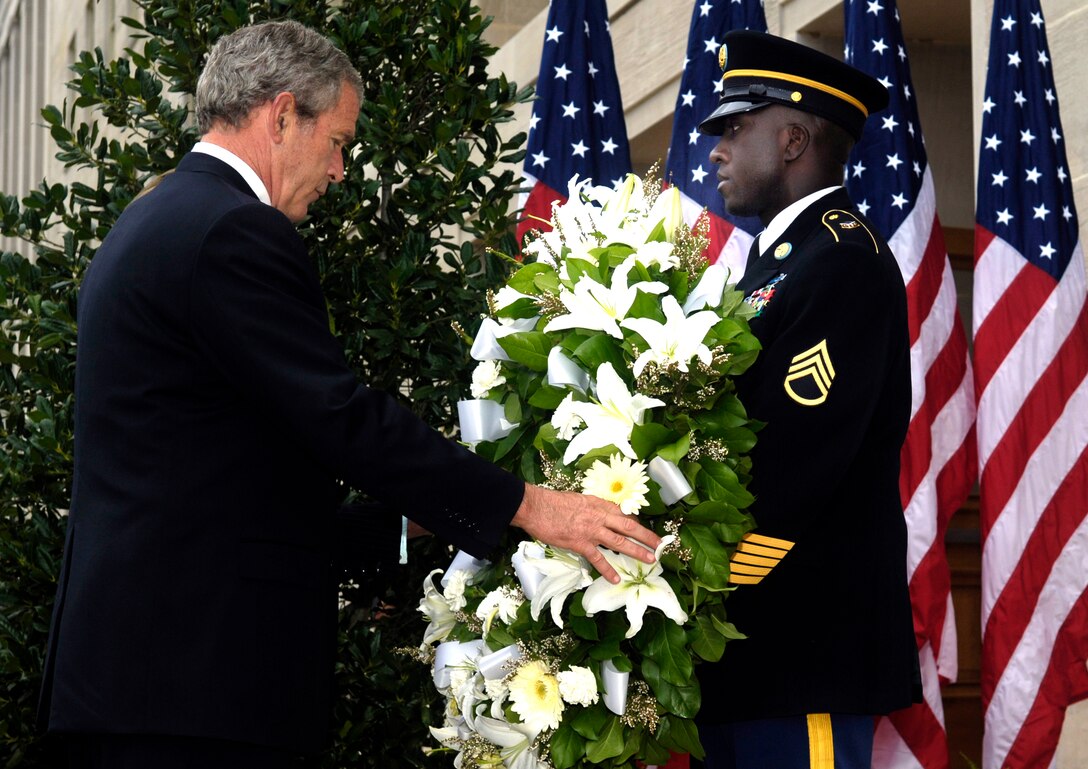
[820,210,878,252]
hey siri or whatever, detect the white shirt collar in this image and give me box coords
[757,186,840,256]
[192,141,271,206]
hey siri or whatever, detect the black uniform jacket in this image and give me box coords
[697,188,920,722]
[40,153,524,752]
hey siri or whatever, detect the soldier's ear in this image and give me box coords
[783,122,811,162]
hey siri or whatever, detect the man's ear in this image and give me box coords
[783,122,811,162]
[268,92,296,144]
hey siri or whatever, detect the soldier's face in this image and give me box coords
[709,106,792,225]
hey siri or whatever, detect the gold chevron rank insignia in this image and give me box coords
[729,532,795,585]
[783,339,835,406]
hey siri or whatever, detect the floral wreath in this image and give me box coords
[416,171,761,769]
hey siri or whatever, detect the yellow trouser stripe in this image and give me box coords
[807,713,834,769]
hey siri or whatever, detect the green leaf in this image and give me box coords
[630,422,684,460]
[712,615,747,640]
[527,384,569,410]
[689,614,727,662]
[551,723,587,769]
[585,715,625,763]
[570,702,609,740]
[684,500,735,524]
[699,458,755,508]
[657,714,705,758]
[565,257,600,285]
[681,522,730,589]
[571,334,628,378]
[634,613,692,686]
[497,331,552,372]
[641,658,701,718]
[507,262,556,295]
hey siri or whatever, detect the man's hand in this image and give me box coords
[510,483,662,583]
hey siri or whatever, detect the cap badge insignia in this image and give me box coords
[719,44,728,71]
[773,242,792,260]
[784,338,835,406]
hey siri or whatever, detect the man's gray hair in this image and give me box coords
[195,20,364,134]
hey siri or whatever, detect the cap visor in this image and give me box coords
[697,100,769,136]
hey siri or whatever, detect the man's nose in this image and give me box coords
[329,151,345,184]
[709,138,727,166]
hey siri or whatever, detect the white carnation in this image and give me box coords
[443,570,471,612]
[550,393,584,441]
[471,359,507,398]
[475,586,525,633]
[557,665,599,707]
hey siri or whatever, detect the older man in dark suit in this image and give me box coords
[41,20,660,769]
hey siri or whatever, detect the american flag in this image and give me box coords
[663,0,764,277]
[974,1,1088,767]
[517,0,631,245]
[844,1,977,767]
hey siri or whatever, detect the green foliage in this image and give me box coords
[0,0,530,766]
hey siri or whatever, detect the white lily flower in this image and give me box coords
[518,542,594,628]
[563,362,665,464]
[682,262,729,314]
[632,240,679,272]
[494,285,533,309]
[621,295,720,378]
[543,260,667,339]
[474,716,548,769]
[646,184,685,242]
[581,538,688,638]
[419,569,457,644]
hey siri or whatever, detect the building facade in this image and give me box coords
[1,0,1085,765]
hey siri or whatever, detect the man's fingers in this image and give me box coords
[584,547,620,583]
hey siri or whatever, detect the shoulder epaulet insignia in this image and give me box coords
[729,532,795,585]
[821,209,878,252]
[784,338,835,406]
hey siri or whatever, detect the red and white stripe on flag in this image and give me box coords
[974,2,1088,768]
[844,1,977,765]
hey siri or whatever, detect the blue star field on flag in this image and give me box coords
[524,0,631,196]
[843,0,923,239]
[976,0,1079,281]
[664,0,765,239]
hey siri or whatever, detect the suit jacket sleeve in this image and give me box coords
[187,201,523,558]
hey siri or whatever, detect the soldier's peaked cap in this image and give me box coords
[698,30,889,141]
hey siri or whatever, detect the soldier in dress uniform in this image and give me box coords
[693,30,920,769]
